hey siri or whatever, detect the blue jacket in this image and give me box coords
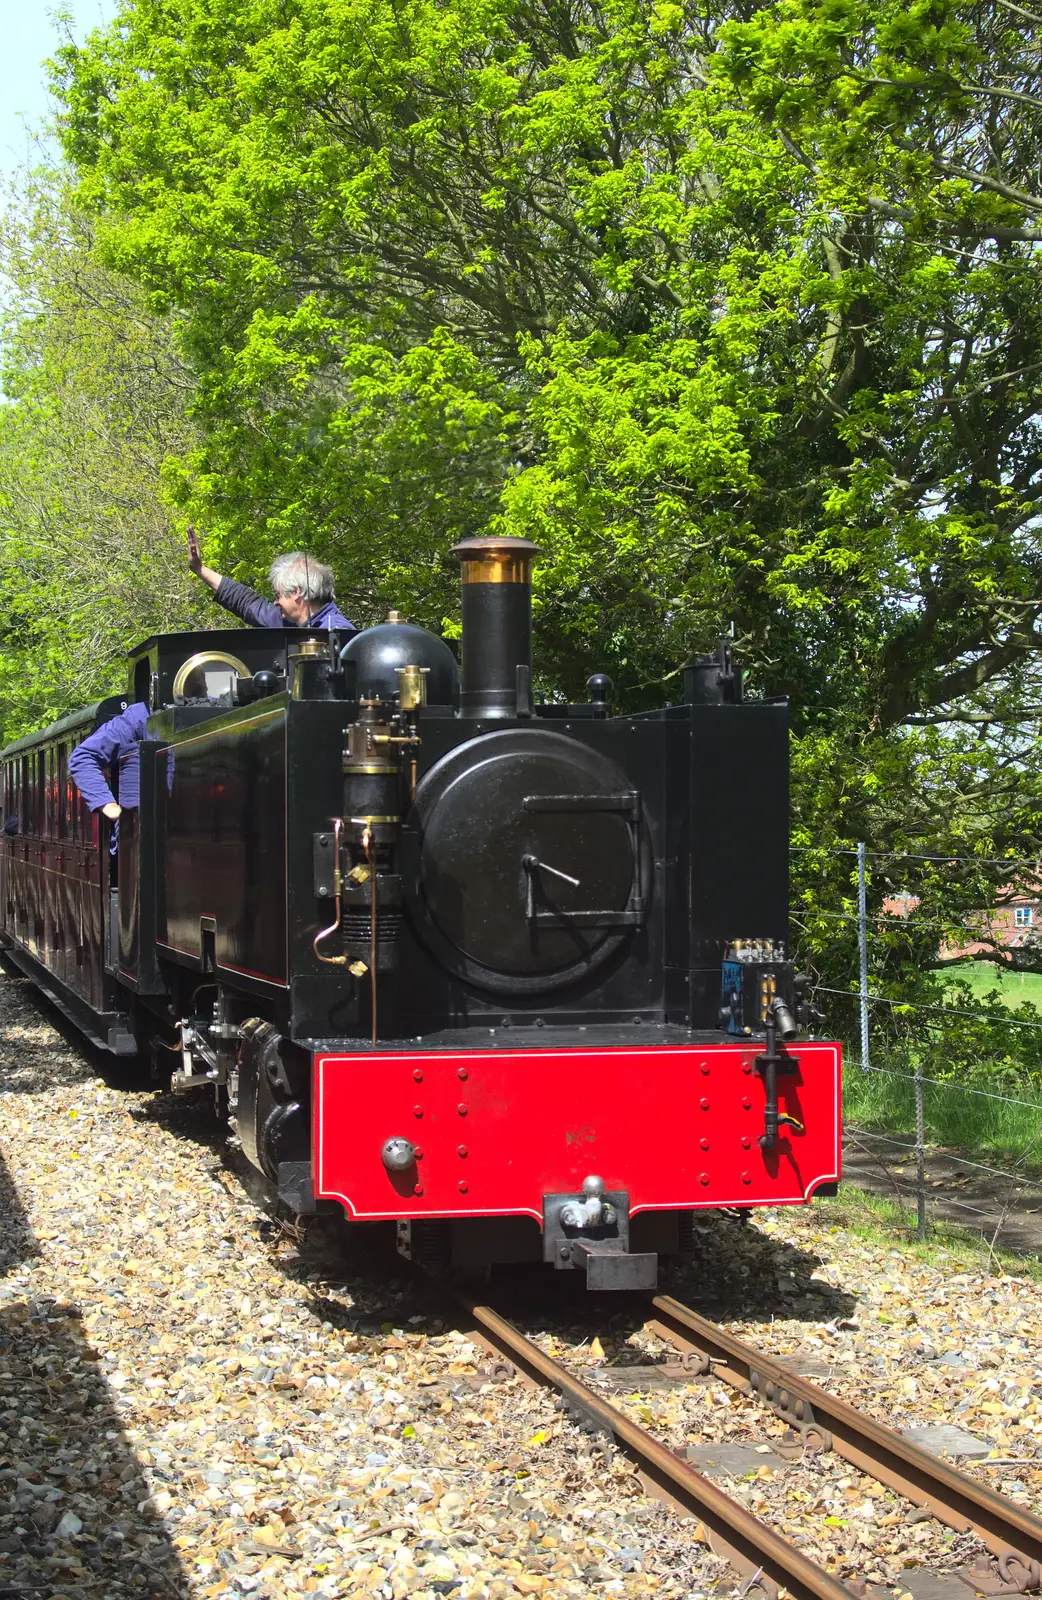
[68,701,149,814]
[215,576,355,632]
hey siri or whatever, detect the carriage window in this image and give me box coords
[48,748,60,839]
[51,748,61,839]
[57,746,69,839]
[34,753,43,838]
[75,749,94,845]
[66,746,76,841]
[43,748,53,838]
[21,756,33,834]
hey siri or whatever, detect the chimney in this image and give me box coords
[450,537,540,719]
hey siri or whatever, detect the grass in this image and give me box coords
[833,962,1042,1262]
[843,1062,1042,1169]
[812,1182,1042,1279]
[845,964,1042,1163]
[939,960,1042,1011]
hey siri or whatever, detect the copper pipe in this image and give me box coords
[313,818,348,965]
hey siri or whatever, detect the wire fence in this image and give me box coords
[803,842,1042,1255]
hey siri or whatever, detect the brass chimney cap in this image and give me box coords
[449,536,541,558]
[450,536,541,585]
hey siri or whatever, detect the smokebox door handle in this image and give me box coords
[520,794,645,928]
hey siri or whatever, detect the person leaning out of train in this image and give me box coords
[67,668,210,845]
[68,702,149,839]
[186,529,355,631]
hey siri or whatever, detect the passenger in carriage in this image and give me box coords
[68,668,209,839]
[68,702,147,827]
[186,529,355,631]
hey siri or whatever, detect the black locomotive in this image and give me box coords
[0,538,840,1289]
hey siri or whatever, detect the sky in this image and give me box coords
[0,1,119,191]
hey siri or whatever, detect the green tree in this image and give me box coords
[49,0,1042,1016]
[0,168,203,740]
[52,0,1042,703]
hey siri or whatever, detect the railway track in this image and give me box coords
[452,1288,1042,1600]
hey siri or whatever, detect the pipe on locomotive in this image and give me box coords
[450,536,541,719]
[313,817,347,965]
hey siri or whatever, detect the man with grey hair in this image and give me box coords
[187,528,354,630]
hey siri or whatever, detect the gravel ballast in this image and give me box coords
[2,963,1042,1600]
[0,970,723,1600]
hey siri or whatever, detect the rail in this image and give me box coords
[451,1289,1042,1600]
[647,1294,1042,1587]
[454,1288,854,1600]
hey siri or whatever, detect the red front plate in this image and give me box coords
[313,1041,842,1220]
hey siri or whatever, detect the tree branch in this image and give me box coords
[995,0,1042,23]
[929,158,1042,215]
[903,707,1042,725]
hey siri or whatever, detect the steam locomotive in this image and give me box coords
[0,538,840,1289]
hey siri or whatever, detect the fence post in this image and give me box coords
[857,841,870,1072]
[914,1063,928,1239]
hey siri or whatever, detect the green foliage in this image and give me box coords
[34,0,1042,1039]
[51,0,1042,720]
[844,1062,1042,1168]
[0,170,204,741]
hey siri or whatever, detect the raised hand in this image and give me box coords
[186,525,203,574]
